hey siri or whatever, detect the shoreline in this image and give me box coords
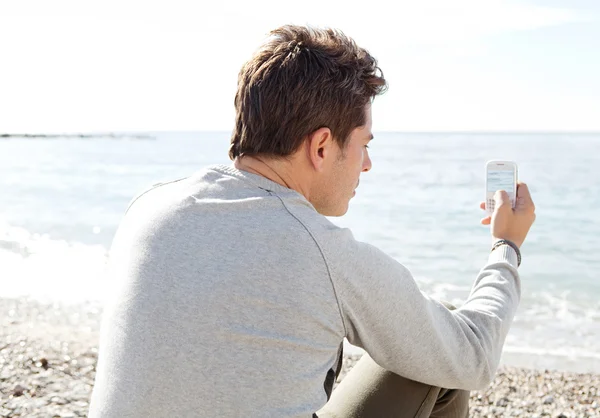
[1,297,598,417]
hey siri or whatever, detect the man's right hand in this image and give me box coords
[480,182,536,248]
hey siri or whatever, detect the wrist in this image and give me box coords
[491,239,522,267]
[492,236,522,248]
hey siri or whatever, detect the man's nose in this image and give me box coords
[362,153,372,172]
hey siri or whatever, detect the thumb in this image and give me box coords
[494,190,511,208]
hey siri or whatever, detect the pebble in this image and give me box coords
[12,384,26,397]
[496,397,510,407]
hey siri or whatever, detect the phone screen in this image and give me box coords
[487,170,515,193]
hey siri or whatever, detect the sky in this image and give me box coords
[0,0,598,133]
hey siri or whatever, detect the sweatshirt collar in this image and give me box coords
[209,164,308,200]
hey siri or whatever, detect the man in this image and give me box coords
[89,25,536,417]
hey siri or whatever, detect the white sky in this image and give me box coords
[0,0,598,133]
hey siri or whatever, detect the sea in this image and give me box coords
[1,131,599,373]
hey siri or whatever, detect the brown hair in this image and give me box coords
[229,25,387,160]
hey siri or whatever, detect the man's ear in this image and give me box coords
[305,127,334,171]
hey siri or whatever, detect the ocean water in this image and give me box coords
[1,131,599,373]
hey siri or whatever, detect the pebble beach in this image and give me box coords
[1,298,598,417]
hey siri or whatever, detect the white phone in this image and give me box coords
[485,160,518,214]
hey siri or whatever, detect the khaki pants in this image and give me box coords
[315,302,470,418]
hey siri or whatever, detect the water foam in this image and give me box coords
[0,219,110,304]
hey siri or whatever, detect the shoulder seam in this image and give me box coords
[265,188,349,337]
[124,177,188,215]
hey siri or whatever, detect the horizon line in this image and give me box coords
[2,130,600,136]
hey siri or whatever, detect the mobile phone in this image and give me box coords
[485,160,518,214]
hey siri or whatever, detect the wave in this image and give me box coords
[0,219,110,303]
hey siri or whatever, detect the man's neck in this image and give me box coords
[233,155,309,199]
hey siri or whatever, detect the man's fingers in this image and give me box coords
[516,182,535,211]
[494,190,511,207]
[516,182,530,200]
[480,202,490,224]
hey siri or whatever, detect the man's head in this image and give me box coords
[230,25,387,216]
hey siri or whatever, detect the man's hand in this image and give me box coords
[479,182,536,248]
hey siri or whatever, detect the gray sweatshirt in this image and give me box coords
[88,164,520,417]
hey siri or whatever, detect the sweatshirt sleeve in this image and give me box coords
[324,228,521,391]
